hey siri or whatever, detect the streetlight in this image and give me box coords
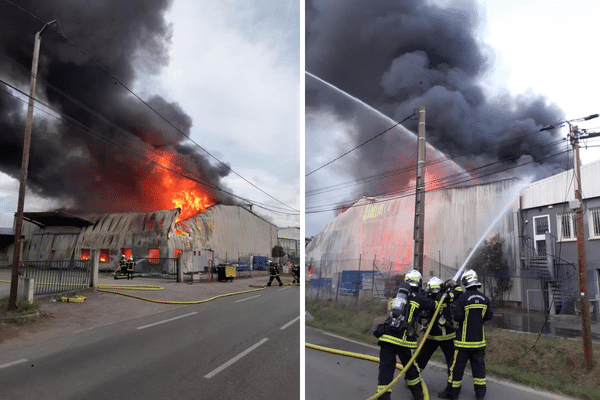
[8,20,58,311]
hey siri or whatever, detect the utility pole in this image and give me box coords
[568,119,600,370]
[8,20,58,311]
[412,106,426,274]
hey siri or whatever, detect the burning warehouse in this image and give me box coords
[306,179,523,295]
[13,204,277,275]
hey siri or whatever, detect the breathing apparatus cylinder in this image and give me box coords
[390,282,411,327]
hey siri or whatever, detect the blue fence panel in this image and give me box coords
[309,278,332,290]
[231,261,249,271]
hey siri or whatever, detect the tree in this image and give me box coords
[272,245,286,258]
[466,234,512,302]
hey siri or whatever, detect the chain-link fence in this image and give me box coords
[305,256,598,320]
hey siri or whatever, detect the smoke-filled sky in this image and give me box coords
[0,0,299,228]
[306,0,600,236]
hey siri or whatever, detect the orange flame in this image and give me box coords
[80,249,90,260]
[145,149,215,227]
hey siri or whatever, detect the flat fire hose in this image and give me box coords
[97,283,266,304]
[305,294,446,400]
[364,265,467,399]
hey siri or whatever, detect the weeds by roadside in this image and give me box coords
[306,299,600,400]
[0,296,40,318]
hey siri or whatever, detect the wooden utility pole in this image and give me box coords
[412,106,426,274]
[569,124,594,370]
[8,21,57,310]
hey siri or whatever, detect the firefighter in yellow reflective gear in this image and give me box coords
[126,255,135,280]
[441,269,493,400]
[373,270,436,400]
[267,261,283,286]
[415,277,462,398]
[114,255,128,279]
[291,264,300,283]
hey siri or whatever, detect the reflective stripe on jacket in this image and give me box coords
[452,289,493,349]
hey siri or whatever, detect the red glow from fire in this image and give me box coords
[100,249,110,262]
[148,248,160,263]
[425,170,441,191]
[145,150,215,225]
[80,249,90,260]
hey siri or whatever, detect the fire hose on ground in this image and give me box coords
[305,296,444,400]
[0,279,271,305]
[306,262,470,400]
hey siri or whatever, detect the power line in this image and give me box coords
[306,146,571,214]
[1,0,297,213]
[305,111,416,177]
[0,78,299,217]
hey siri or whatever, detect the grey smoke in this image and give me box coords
[0,0,233,214]
[306,0,568,197]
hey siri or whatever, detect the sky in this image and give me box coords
[305,0,600,237]
[0,0,300,230]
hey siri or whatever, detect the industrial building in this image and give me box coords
[3,204,278,275]
[306,159,600,320]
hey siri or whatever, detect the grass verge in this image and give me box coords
[0,296,40,318]
[306,299,600,400]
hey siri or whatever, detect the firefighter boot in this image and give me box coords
[474,384,486,400]
[437,383,452,399]
[378,391,391,400]
[409,384,424,400]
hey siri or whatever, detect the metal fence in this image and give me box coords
[305,256,598,320]
[21,260,92,296]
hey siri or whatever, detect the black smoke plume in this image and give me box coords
[306,0,568,196]
[0,0,233,214]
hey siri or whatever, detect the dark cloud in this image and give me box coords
[306,0,567,197]
[0,0,233,214]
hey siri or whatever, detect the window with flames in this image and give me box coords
[148,249,160,264]
[80,249,91,260]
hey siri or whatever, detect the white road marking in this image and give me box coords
[235,295,261,303]
[0,358,28,369]
[280,316,300,330]
[277,286,291,291]
[204,338,269,379]
[323,331,379,350]
[137,312,198,330]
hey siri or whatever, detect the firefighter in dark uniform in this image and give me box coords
[267,261,283,286]
[126,255,135,280]
[115,255,128,279]
[373,269,436,400]
[442,269,493,400]
[291,264,300,283]
[415,277,462,398]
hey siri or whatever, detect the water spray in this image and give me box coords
[451,178,531,282]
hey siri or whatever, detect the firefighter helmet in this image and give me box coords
[405,269,422,289]
[129,255,134,261]
[461,269,481,288]
[426,277,444,294]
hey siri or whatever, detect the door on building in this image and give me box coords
[192,250,212,272]
[533,215,550,256]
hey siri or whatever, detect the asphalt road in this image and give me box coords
[0,285,300,400]
[305,326,575,400]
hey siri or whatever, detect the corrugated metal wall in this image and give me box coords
[306,179,521,282]
[19,205,277,274]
